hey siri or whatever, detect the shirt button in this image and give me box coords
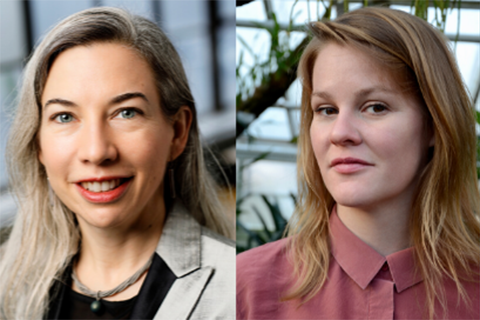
[381,263,389,272]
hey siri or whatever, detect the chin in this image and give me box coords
[332,195,369,209]
[76,208,129,229]
[328,187,381,209]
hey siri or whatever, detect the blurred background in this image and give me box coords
[0,0,236,230]
[236,0,480,251]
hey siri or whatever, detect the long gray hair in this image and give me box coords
[0,7,233,319]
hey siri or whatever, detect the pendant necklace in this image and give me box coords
[71,254,154,314]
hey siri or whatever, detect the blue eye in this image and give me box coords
[118,109,136,119]
[54,113,74,123]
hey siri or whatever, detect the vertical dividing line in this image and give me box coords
[208,1,221,112]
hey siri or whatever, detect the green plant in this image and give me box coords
[236,0,313,137]
[235,147,295,252]
[236,0,468,136]
[236,193,295,253]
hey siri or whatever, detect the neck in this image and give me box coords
[336,199,412,256]
[74,197,166,294]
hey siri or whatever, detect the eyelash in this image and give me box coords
[50,107,144,123]
[314,107,338,115]
[364,103,388,114]
[114,107,144,119]
[51,112,75,123]
[314,103,388,115]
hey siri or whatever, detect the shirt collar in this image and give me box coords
[329,206,423,292]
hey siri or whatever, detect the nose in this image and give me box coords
[77,120,118,165]
[329,110,362,146]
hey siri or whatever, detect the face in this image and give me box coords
[310,43,433,211]
[39,43,190,229]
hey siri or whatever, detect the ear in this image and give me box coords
[170,106,192,161]
[38,148,45,165]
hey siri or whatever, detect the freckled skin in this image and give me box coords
[310,43,434,212]
[38,43,175,231]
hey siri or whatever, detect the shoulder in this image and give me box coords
[201,226,235,248]
[236,238,294,319]
[200,226,235,269]
[442,264,480,318]
[237,237,290,276]
[186,227,235,319]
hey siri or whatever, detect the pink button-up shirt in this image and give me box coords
[237,208,480,319]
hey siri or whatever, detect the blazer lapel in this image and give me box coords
[153,200,211,320]
[152,266,213,320]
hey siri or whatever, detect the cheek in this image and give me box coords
[125,130,172,178]
[310,123,329,169]
[38,132,74,176]
[370,119,426,174]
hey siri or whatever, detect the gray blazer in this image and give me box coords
[44,199,235,319]
[153,200,235,319]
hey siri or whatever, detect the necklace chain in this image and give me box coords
[71,254,154,300]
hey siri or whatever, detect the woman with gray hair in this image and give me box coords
[0,7,234,320]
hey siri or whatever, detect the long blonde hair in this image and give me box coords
[0,7,232,319]
[286,7,480,318]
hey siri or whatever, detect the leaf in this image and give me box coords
[261,195,287,232]
[290,193,298,206]
[240,151,270,171]
[252,206,272,239]
[288,0,300,31]
[237,219,266,246]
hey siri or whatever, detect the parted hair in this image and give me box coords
[287,6,480,319]
[0,7,232,319]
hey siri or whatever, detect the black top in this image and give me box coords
[46,253,177,320]
[59,289,137,319]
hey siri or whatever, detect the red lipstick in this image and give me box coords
[75,177,132,203]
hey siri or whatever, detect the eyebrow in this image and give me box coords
[311,86,395,101]
[43,98,78,109]
[43,92,149,110]
[110,92,149,105]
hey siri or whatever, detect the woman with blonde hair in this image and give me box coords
[237,7,479,319]
[0,7,234,320]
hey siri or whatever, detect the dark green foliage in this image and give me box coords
[236,194,292,253]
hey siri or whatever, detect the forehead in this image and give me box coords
[41,42,158,106]
[312,43,397,92]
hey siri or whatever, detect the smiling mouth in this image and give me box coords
[79,178,131,193]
